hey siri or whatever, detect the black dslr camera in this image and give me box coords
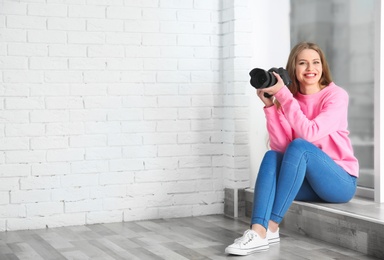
[249,67,291,98]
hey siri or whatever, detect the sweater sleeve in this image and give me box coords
[264,105,293,152]
[274,86,349,143]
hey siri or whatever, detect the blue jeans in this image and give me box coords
[251,138,357,229]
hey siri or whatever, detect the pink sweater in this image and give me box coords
[264,82,359,177]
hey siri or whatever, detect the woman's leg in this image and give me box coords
[250,150,283,232]
[270,138,357,225]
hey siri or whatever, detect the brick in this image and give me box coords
[143,157,178,170]
[46,148,85,162]
[65,199,103,213]
[0,137,29,151]
[99,172,134,185]
[30,110,69,123]
[0,2,27,15]
[160,21,193,33]
[143,133,177,145]
[32,162,70,176]
[85,122,121,134]
[0,164,30,177]
[0,192,10,204]
[30,137,68,150]
[142,8,176,20]
[122,96,156,108]
[69,58,106,70]
[69,5,105,18]
[46,97,84,109]
[157,71,190,83]
[109,159,143,171]
[86,147,121,160]
[86,211,123,225]
[178,59,211,71]
[178,108,212,119]
[0,29,26,42]
[8,43,48,56]
[46,122,85,136]
[71,160,108,174]
[44,71,83,83]
[70,110,107,122]
[106,6,140,19]
[142,34,177,46]
[5,123,45,137]
[107,58,143,70]
[179,156,211,168]
[87,19,124,32]
[106,32,141,45]
[51,187,90,202]
[48,17,86,31]
[144,108,177,120]
[120,71,156,83]
[6,151,46,164]
[178,35,210,46]
[49,44,86,57]
[161,46,193,58]
[177,10,211,22]
[158,96,190,107]
[84,71,120,83]
[123,145,157,158]
[144,84,178,95]
[158,144,191,157]
[121,121,156,133]
[108,108,143,121]
[160,0,193,9]
[7,15,46,29]
[20,176,61,190]
[28,30,67,43]
[3,70,43,83]
[61,174,99,188]
[28,3,67,17]
[0,205,26,218]
[29,57,68,70]
[0,56,28,69]
[156,120,190,132]
[11,190,51,203]
[108,133,142,146]
[26,202,64,217]
[125,20,159,33]
[70,135,107,148]
[68,32,105,44]
[89,185,126,199]
[84,96,122,109]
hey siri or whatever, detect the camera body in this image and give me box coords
[249,67,291,98]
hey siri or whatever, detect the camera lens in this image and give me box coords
[250,68,274,89]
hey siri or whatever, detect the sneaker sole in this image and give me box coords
[268,237,280,245]
[225,245,269,256]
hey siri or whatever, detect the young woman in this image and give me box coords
[225,42,359,256]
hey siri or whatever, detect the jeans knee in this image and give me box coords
[286,138,311,153]
[264,150,282,160]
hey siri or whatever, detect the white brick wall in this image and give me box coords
[0,0,252,231]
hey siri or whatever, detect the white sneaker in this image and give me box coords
[267,228,280,245]
[225,229,269,255]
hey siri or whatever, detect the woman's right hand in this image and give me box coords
[257,89,274,107]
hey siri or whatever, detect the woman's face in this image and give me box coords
[295,49,322,89]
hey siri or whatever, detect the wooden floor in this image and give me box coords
[0,215,380,260]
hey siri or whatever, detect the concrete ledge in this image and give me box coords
[224,188,384,259]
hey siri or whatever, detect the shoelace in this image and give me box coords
[234,230,255,245]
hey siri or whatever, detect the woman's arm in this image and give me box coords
[274,86,348,142]
[265,105,292,152]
